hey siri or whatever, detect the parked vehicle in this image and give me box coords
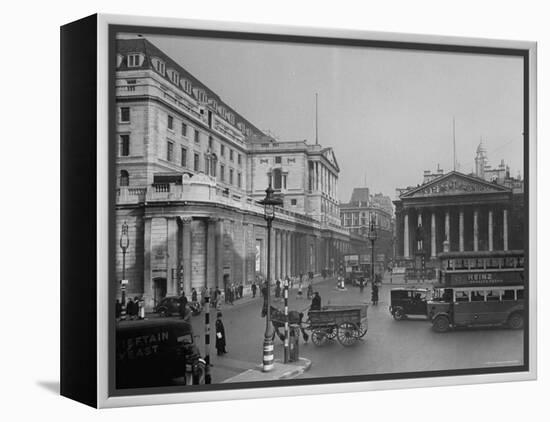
[116,319,205,388]
[154,296,182,317]
[389,288,429,320]
[428,251,525,332]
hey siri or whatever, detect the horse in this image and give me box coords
[262,304,309,343]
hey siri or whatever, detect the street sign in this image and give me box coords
[121,279,129,285]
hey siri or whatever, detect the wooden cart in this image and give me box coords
[307,304,368,347]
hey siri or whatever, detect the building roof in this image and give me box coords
[349,188,370,204]
[117,37,266,138]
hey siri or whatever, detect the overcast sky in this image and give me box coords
[132,33,524,202]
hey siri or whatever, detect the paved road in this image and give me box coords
[182,275,523,383]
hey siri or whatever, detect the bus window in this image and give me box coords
[471,291,484,302]
[502,290,515,300]
[486,289,501,301]
[517,289,524,300]
[455,291,469,302]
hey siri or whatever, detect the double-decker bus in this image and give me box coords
[428,250,525,332]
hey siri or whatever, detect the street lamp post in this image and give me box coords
[259,184,283,372]
[119,221,130,320]
[368,217,378,284]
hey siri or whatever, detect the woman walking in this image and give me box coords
[215,312,227,355]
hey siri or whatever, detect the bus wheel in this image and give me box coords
[393,308,406,321]
[432,316,450,333]
[508,312,524,330]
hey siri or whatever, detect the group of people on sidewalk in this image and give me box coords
[115,296,145,320]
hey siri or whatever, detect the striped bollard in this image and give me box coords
[204,291,211,384]
[283,280,289,363]
[263,339,274,371]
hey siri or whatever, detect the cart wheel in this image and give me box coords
[393,308,406,321]
[508,312,524,330]
[356,323,368,338]
[311,330,327,346]
[337,322,358,346]
[327,327,338,339]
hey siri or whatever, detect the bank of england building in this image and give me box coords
[115,38,358,309]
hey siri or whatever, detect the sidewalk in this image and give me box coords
[221,357,312,383]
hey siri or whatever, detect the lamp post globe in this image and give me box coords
[368,217,378,284]
[259,183,283,372]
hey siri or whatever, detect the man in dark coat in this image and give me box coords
[126,298,135,319]
[115,299,122,320]
[215,312,227,355]
[310,292,321,311]
[238,283,244,299]
[251,282,257,298]
[179,294,188,318]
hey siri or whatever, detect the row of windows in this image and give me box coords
[166,112,242,165]
[165,141,242,188]
[121,53,251,133]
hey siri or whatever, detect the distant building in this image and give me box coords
[340,188,394,266]
[393,145,524,267]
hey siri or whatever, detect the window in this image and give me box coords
[208,136,213,150]
[182,79,192,94]
[503,290,515,300]
[194,130,200,143]
[220,144,225,157]
[237,172,242,188]
[168,115,174,130]
[229,149,234,161]
[455,291,469,302]
[283,174,287,189]
[238,154,242,166]
[275,156,282,164]
[471,291,484,302]
[273,168,282,189]
[194,153,200,171]
[220,164,225,182]
[167,141,174,161]
[517,289,524,300]
[120,134,130,156]
[291,199,297,206]
[152,58,165,75]
[169,69,179,85]
[120,107,130,123]
[181,123,188,137]
[127,54,141,67]
[181,147,187,167]
[120,170,129,187]
[486,290,502,301]
[229,169,234,185]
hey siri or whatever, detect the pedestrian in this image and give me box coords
[215,312,227,355]
[115,299,122,320]
[251,281,257,298]
[224,285,229,303]
[179,294,188,318]
[275,280,281,299]
[307,283,313,300]
[372,283,379,305]
[238,282,244,299]
[359,277,365,293]
[310,292,321,311]
[297,280,303,299]
[229,284,234,305]
[191,288,198,303]
[138,296,145,319]
[126,297,135,319]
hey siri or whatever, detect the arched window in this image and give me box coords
[120,170,129,187]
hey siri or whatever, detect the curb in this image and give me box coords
[278,358,312,380]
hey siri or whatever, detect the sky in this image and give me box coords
[131,33,524,202]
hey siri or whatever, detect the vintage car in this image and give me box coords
[389,288,429,320]
[116,319,205,388]
[154,296,183,317]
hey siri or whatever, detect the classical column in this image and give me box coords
[404,212,410,258]
[167,218,179,296]
[143,218,153,308]
[216,219,224,289]
[242,223,248,284]
[445,210,450,247]
[205,218,216,290]
[503,209,509,251]
[181,218,192,295]
[488,210,494,252]
[431,212,436,258]
[459,209,464,252]
[281,230,287,279]
[473,210,479,252]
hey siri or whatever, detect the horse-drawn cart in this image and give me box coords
[307,304,368,347]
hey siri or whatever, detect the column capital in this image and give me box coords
[180,216,193,224]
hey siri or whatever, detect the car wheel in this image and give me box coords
[158,307,167,317]
[508,312,524,330]
[393,308,406,321]
[432,315,450,333]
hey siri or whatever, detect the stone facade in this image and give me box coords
[114,37,355,309]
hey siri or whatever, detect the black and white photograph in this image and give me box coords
[111,26,530,393]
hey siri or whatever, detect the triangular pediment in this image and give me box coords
[322,148,340,171]
[400,171,511,199]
